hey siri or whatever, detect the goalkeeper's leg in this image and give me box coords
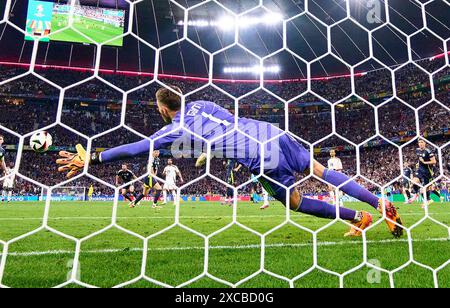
[261,176,373,237]
[314,161,403,238]
[134,185,150,206]
[153,189,162,207]
[290,190,373,237]
[277,136,403,237]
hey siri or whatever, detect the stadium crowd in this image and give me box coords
[0,56,449,196]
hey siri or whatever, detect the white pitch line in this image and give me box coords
[0,212,449,221]
[0,237,448,258]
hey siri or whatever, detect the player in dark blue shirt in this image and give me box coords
[131,150,164,209]
[56,86,404,238]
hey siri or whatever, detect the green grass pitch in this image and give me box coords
[0,200,449,288]
[49,14,124,46]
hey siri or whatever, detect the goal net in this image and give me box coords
[0,0,449,289]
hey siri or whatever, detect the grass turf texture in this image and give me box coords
[48,14,124,46]
[0,200,449,288]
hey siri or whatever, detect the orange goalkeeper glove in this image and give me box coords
[56,144,88,178]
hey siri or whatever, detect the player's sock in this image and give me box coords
[153,190,162,205]
[406,190,411,199]
[163,191,167,203]
[7,191,12,202]
[426,191,431,201]
[323,169,379,210]
[412,184,420,194]
[295,197,357,221]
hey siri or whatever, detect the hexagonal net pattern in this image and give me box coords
[0,0,449,288]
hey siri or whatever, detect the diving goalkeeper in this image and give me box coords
[56,86,403,238]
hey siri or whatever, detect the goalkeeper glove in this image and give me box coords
[56,144,101,178]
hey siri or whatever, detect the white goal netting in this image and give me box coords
[0,0,449,288]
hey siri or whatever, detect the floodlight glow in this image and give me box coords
[223,65,281,74]
[179,13,283,31]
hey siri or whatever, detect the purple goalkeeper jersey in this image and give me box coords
[101,101,284,171]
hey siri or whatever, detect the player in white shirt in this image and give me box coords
[327,150,344,207]
[162,159,184,205]
[1,163,15,203]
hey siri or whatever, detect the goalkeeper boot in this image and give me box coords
[344,211,373,237]
[378,199,403,238]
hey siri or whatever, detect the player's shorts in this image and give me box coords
[144,176,159,189]
[415,170,433,186]
[257,134,311,206]
[163,181,177,191]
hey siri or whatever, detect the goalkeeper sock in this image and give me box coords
[295,197,357,221]
[153,190,162,205]
[323,169,379,210]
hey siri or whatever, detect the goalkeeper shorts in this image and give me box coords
[256,134,311,206]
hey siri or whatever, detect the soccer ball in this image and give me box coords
[30,131,53,153]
